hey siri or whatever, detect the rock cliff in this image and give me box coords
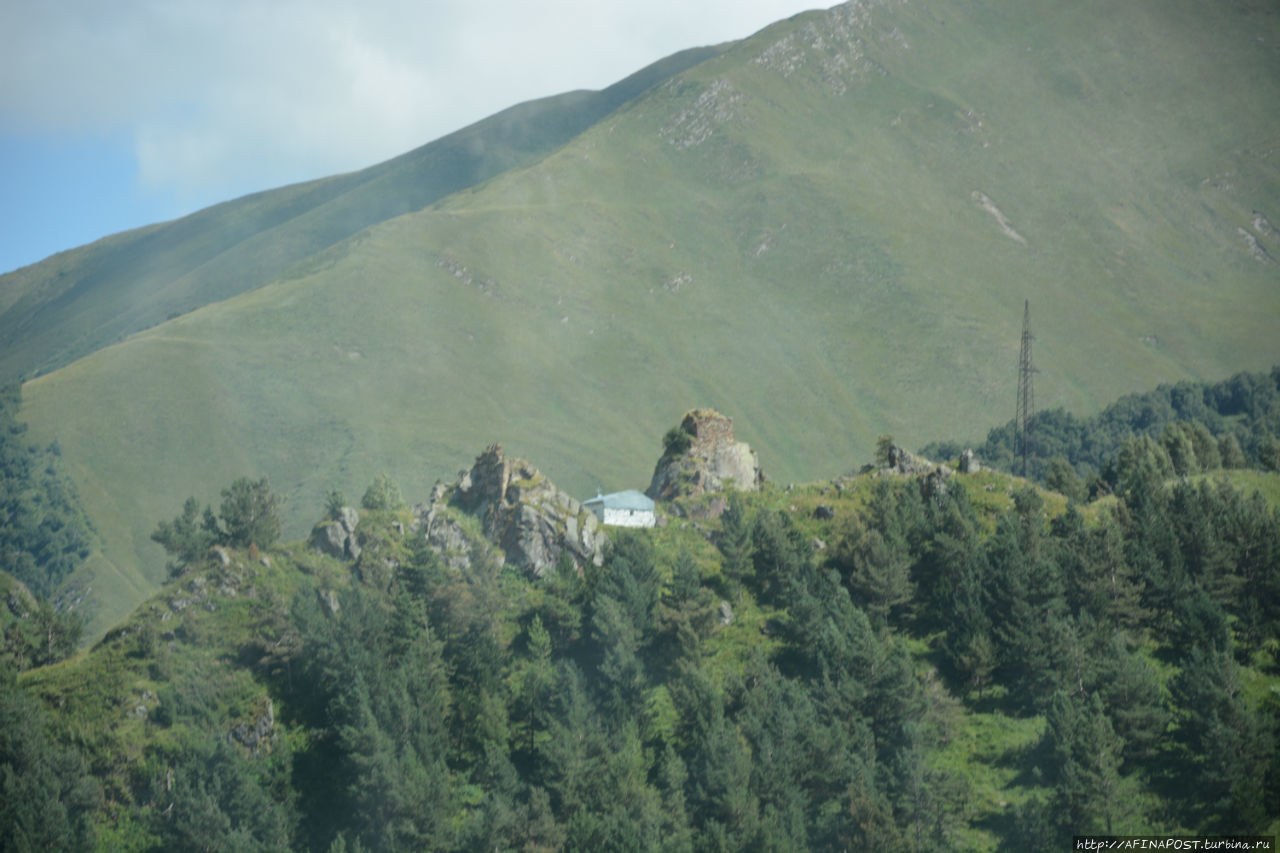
[646,409,764,502]
[450,444,607,578]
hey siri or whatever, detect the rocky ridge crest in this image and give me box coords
[448,444,608,578]
[647,409,764,504]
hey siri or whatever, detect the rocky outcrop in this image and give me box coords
[229,698,275,757]
[450,444,607,578]
[876,444,934,476]
[646,409,764,503]
[309,506,361,561]
[863,443,954,499]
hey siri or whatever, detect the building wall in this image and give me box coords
[602,506,655,528]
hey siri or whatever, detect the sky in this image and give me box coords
[0,0,825,275]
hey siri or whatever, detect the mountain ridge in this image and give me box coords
[0,45,724,381]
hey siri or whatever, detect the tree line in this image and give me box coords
[30,446,1273,851]
[923,366,1280,488]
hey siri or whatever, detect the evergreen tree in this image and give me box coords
[984,506,1065,708]
[591,532,660,718]
[513,614,556,758]
[151,734,292,853]
[749,508,809,607]
[1052,506,1145,628]
[217,477,282,550]
[836,525,914,632]
[1043,690,1124,834]
[1171,646,1276,831]
[0,670,100,852]
[150,495,219,576]
[538,662,606,822]
[1096,634,1170,770]
[716,491,753,604]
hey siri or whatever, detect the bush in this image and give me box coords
[361,473,404,511]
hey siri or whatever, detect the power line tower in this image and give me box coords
[1014,299,1036,478]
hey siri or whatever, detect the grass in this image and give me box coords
[1189,470,1280,509]
[15,0,1280,639]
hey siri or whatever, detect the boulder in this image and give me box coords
[309,505,361,560]
[646,409,764,503]
[309,521,347,559]
[719,599,735,626]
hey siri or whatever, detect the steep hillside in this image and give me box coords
[19,0,1280,637]
[13,439,1280,849]
[0,46,721,382]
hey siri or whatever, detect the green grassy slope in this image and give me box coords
[0,47,721,382]
[20,0,1280,638]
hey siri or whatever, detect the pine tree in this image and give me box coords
[217,476,282,550]
[717,491,754,604]
[839,526,914,632]
[1171,646,1276,831]
[1043,690,1124,834]
[0,671,101,852]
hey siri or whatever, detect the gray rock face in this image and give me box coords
[309,522,347,559]
[229,698,275,756]
[919,466,953,500]
[647,409,764,504]
[316,588,341,617]
[309,506,361,560]
[959,448,980,473]
[450,444,607,578]
[719,599,735,626]
[884,444,932,476]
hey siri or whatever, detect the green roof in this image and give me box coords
[585,489,654,512]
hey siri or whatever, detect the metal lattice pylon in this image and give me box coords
[1015,299,1036,478]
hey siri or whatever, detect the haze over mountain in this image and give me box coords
[6,0,1279,637]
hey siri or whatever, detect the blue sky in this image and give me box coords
[1,0,822,275]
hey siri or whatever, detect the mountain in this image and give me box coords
[11,0,1280,637]
[0,45,722,382]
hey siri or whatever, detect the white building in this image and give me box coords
[584,489,656,528]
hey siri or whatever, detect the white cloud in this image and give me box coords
[1,0,825,205]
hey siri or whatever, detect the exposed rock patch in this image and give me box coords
[752,0,909,94]
[229,698,275,757]
[647,409,765,505]
[450,444,607,578]
[659,78,743,149]
[309,506,361,561]
[972,190,1027,244]
[1239,227,1273,264]
[863,443,954,500]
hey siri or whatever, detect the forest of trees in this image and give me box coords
[3,370,1280,850]
[923,366,1280,488]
